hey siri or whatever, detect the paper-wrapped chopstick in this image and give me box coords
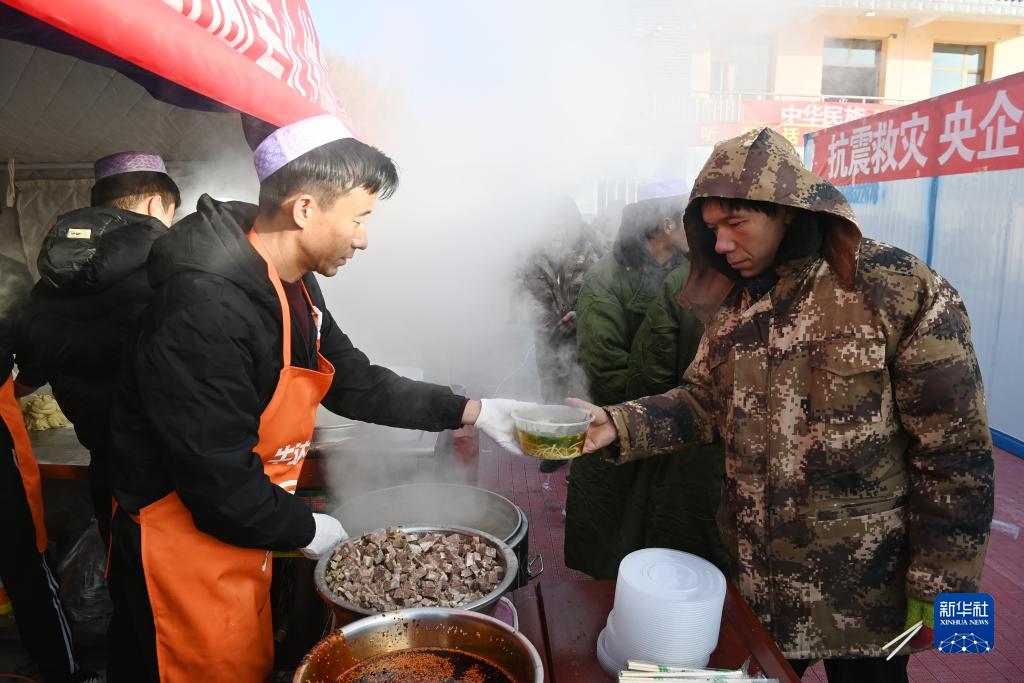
[618,677,779,683]
[618,660,775,682]
[625,661,745,676]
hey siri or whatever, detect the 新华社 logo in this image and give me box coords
[934,593,994,654]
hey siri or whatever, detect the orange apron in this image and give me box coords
[0,376,48,553]
[138,230,334,683]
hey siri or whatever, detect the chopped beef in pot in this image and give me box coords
[324,527,505,611]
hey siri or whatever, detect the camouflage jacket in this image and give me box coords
[519,230,604,345]
[605,129,994,659]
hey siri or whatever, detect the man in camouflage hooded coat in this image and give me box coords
[569,128,994,680]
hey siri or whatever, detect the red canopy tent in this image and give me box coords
[0,0,348,275]
[0,0,343,125]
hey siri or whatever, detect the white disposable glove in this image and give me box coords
[474,398,536,456]
[300,513,348,559]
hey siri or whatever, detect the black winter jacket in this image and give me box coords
[0,254,32,454]
[18,207,166,466]
[111,195,467,551]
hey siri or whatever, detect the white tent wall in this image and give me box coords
[0,40,246,165]
[14,178,91,279]
[843,170,1024,454]
[0,39,256,272]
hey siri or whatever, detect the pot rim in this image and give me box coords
[314,525,519,616]
[293,607,544,683]
[331,483,526,546]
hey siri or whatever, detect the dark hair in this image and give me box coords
[257,138,399,214]
[702,196,785,218]
[91,171,181,212]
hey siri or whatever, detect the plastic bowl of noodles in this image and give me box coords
[511,405,594,460]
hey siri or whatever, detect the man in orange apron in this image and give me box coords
[104,115,522,682]
[0,256,99,683]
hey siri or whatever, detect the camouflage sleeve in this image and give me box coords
[893,274,994,601]
[606,334,717,464]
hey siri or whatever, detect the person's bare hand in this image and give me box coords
[565,397,618,453]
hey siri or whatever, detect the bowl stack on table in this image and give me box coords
[598,548,727,675]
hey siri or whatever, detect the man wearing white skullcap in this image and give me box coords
[104,115,530,681]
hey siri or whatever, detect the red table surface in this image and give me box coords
[511,580,800,683]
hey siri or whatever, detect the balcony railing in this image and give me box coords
[790,0,1024,16]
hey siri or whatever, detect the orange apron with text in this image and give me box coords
[137,231,334,682]
[0,376,48,553]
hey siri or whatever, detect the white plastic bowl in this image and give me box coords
[603,549,726,667]
[510,404,593,460]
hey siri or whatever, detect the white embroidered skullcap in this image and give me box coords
[94,152,167,180]
[253,114,355,182]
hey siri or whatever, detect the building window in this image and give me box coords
[822,38,881,100]
[709,40,774,94]
[931,44,986,97]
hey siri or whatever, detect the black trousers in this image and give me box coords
[87,451,112,549]
[0,446,81,683]
[788,655,909,683]
[105,508,159,683]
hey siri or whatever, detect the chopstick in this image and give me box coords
[625,662,744,676]
[883,620,922,661]
[618,661,748,680]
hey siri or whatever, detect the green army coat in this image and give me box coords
[622,264,729,575]
[568,209,726,578]
[574,251,680,406]
[604,128,994,659]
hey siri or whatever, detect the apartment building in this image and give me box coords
[691,0,1024,153]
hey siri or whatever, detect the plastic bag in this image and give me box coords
[56,520,112,624]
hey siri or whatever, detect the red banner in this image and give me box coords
[809,71,1024,186]
[697,100,896,150]
[4,0,343,126]
[741,100,896,130]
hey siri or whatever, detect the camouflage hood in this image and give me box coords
[680,128,862,318]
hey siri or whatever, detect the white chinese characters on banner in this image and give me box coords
[820,87,1024,183]
[827,131,850,178]
[870,120,899,174]
[826,112,931,182]
[899,113,929,171]
[977,90,1023,160]
[162,0,331,110]
[938,101,977,165]
[849,125,873,178]
[781,103,876,128]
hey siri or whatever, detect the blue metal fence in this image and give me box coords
[806,136,1022,456]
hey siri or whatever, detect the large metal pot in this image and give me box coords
[332,483,543,589]
[293,608,544,682]
[314,525,518,627]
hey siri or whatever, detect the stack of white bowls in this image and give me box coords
[597,548,727,676]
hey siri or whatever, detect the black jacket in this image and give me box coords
[111,195,467,550]
[18,207,165,464]
[0,254,32,454]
